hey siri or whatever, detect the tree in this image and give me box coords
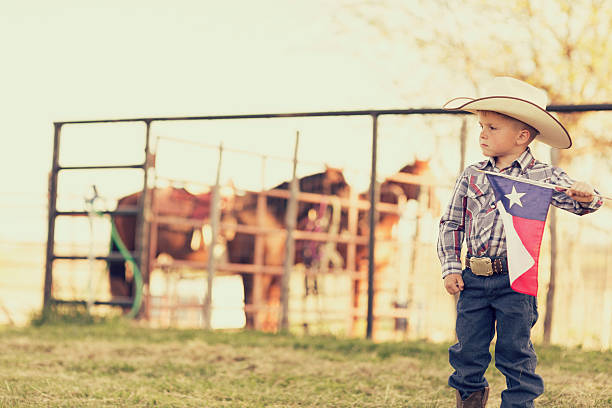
[344,0,612,345]
[342,0,612,159]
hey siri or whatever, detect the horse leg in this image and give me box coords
[241,273,255,329]
[108,239,133,313]
[262,274,281,332]
[261,230,285,331]
[226,228,256,329]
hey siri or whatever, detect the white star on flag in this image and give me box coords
[505,185,526,208]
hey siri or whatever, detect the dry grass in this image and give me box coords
[0,316,610,407]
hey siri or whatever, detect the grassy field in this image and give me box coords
[0,315,611,407]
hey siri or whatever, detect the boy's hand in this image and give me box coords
[444,273,464,295]
[565,181,595,203]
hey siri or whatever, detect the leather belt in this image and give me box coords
[466,256,508,276]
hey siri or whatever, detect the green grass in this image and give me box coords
[0,315,610,407]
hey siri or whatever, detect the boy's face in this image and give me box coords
[476,111,526,159]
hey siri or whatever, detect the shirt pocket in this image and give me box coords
[466,175,496,239]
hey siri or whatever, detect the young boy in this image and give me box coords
[438,77,603,408]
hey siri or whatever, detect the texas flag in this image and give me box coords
[486,173,553,296]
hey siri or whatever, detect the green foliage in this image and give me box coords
[29,303,121,327]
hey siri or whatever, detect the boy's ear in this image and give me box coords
[516,129,531,146]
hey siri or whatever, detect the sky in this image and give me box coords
[2,0,609,244]
[1,0,470,243]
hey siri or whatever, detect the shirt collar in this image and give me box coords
[476,147,534,171]
[514,147,534,170]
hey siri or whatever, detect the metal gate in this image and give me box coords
[44,104,612,339]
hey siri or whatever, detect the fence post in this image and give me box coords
[251,157,267,329]
[280,132,300,332]
[135,120,152,318]
[203,144,223,330]
[453,118,468,308]
[347,188,359,335]
[602,248,612,350]
[43,123,62,311]
[147,187,159,319]
[366,114,379,340]
[459,118,467,173]
[543,148,559,345]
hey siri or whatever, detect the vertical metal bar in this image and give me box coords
[347,189,358,273]
[147,188,159,318]
[43,123,62,310]
[254,158,267,267]
[347,188,359,335]
[366,114,379,339]
[280,131,300,332]
[453,119,468,309]
[459,118,467,174]
[134,120,152,318]
[602,248,612,349]
[543,148,560,345]
[147,133,160,320]
[204,144,223,330]
[251,157,267,329]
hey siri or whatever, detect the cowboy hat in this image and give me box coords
[443,76,571,149]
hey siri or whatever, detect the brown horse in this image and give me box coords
[109,187,216,305]
[354,159,439,335]
[224,166,351,330]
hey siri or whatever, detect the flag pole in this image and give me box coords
[477,169,612,201]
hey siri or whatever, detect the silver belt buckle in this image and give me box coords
[470,257,493,276]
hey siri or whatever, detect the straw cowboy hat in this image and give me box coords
[443,76,571,149]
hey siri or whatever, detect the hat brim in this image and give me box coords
[443,96,572,149]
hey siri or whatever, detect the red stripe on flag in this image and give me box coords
[510,216,546,296]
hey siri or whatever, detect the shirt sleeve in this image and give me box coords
[550,167,603,215]
[437,170,468,278]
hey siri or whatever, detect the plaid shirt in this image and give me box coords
[438,148,603,278]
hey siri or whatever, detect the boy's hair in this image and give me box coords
[479,110,539,143]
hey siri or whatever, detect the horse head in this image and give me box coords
[379,159,432,205]
[308,165,350,198]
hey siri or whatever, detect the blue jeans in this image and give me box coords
[449,268,543,407]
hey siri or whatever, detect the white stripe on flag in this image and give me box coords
[495,200,535,284]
